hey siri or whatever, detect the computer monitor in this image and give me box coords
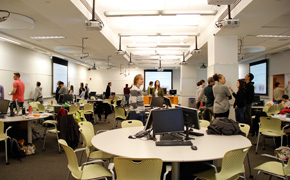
[111,92,116,96]
[63,94,74,103]
[89,91,96,99]
[162,88,167,95]
[152,108,184,135]
[253,95,260,103]
[163,97,171,108]
[175,105,200,130]
[150,97,164,108]
[144,108,158,131]
[169,89,177,96]
[0,99,10,114]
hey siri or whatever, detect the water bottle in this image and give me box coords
[28,105,32,114]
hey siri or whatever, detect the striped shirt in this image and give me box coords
[130,85,145,114]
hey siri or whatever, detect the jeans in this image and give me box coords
[125,94,130,106]
[128,111,146,125]
[235,107,246,123]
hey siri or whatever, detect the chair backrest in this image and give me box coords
[84,104,93,112]
[216,146,251,180]
[239,123,250,137]
[79,99,87,104]
[121,120,143,128]
[58,139,82,179]
[267,106,277,115]
[38,103,45,113]
[78,121,95,147]
[275,104,282,114]
[260,117,282,133]
[69,105,78,114]
[199,120,210,128]
[114,106,126,120]
[114,157,163,180]
[29,102,39,111]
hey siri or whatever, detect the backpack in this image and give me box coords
[73,110,86,122]
[9,138,25,160]
[207,117,245,136]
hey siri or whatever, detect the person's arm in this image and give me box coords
[225,86,232,100]
[282,101,287,109]
[130,89,139,112]
[9,82,17,95]
[282,81,290,91]
[196,88,205,103]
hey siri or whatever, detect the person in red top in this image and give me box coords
[9,72,25,107]
[123,84,130,106]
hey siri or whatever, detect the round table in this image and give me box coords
[91,126,251,180]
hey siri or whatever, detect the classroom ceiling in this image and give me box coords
[0,0,289,69]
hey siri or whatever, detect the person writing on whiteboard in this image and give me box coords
[8,72,25,107]
[212,73,232,118]
[128,74,146,125]
[152,80,164,97]
[34,81,43,104]
[273,81,290,104]
[229,79,247,123]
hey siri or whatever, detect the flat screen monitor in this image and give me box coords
[162,88,167,95]
[150,97,164,108]
[253,95,260,103]
[144,108,158,130]
[169,89,177,96]
[163,97,171,108]
[175,105,200,130]
[89,91,96,98]
[63,94,73,103]
[152,108,184,135]
[0,99,10,114]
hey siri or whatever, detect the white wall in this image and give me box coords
[173,68,180,94]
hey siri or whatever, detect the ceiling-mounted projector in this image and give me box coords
[192,49,202,54]
[157,67,164,72]
[85,20,103,31]
[221,19,240,28]
[208,0,237,5]
[116,50,125,55]
[179,61,187,65]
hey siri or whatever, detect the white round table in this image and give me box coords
[91,126,251,180]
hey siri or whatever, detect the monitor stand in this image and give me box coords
[160,133,184,141]
[184,124,194,140]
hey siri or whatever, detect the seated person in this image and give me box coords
[280,95,290,114]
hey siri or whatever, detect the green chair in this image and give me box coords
[239,123,253,178]
[256,117,288,154]
[255,153,290,180]
[199,120,210,128]
[0,122,12,165]
[83,103,95,122]
[121,120,143,128]
[109,157,171,180]
[42,120,61,153]
[68,104,79,115]
[113,106,127,129]
[266,106,277,116]
[58,139,112,180]
[194,146,251,180]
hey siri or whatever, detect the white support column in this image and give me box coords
[180,64,197,106]
[208,35,239,120]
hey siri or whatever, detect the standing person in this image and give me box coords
[229,79,247,123]
[85,83,90,99]
[0,82,4,99]
[105,82,112,99]
[128,74,146,125]
[58,82,68,95]
[244,73,255,126]
[55,81,61,101]
[273,81,290,104]
[34,81,43,104]
[152,80,164,97]
[147,81,153,95]
[69,85,74,94]
[198,77,215,121]
[8,72,25,107]
[124,84,130,106]
[212,73,232,118]
[79,83,85,99]
[195,80,206,109]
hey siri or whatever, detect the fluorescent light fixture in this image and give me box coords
[0,37,21,45]
[127,45,190,48]
[30,36,65,39]
[256,35,290,38]
[120,33,199,37]
[104,10,217,17]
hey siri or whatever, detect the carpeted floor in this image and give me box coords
[0,113,285,180]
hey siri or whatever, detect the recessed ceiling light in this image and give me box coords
[256,35,290,38]
[0,36,21,45]
[30,36,65,39]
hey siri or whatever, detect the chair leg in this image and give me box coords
[43,131,47,151]
[5,139,9,165]
[273,137,277,148]
[281,135,283,147]
[285,175,288,180]
[247,153,253,178]
[256,170,261,180]
[56,132,61,154]
[269,175,272,180]
[256,133,261,154]
[67,171,71,180]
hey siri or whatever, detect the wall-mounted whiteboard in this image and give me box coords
[52,57,68,93]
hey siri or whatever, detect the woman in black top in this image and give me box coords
[229,79,247,123]
[79,82,85,98]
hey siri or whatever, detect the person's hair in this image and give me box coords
[133,74,143,85]
[196,80,205,86]
[149,81,153,85]
[108,82,111,85]
[213,73,223,82]
[154,80,160,88]
[14,72,20,78]
[59,81,64,85]
[80,82,84,88]
[282,94,289,100]
[70,85,74,91]
[36,81,41,87]
[125,84,128,87]
[248,73,254,81]
[275,82,280,87]
[238,79,246,91]
[208,77,214,84]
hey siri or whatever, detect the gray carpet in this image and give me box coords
[0,114,285,180]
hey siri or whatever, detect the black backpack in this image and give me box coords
[8,138,25,160]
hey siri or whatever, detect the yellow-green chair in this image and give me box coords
[109,157,171,180]
[266,106,277,116]
[193,146,251,180]
[29,101,40,111]
[113,106,127,129]
[68,104,79,115]
[121,120,143,128]
[83,103,95,122]
[37,103,46,113]
[255,153,290,180]
[199,120,210,128]
[256,117,288,154]
[58,139,112,180]
[239,123,253,178]
[42,120,61,153]
[78,121,114,163]
[0,122,12,165]
[79,99,87,104]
